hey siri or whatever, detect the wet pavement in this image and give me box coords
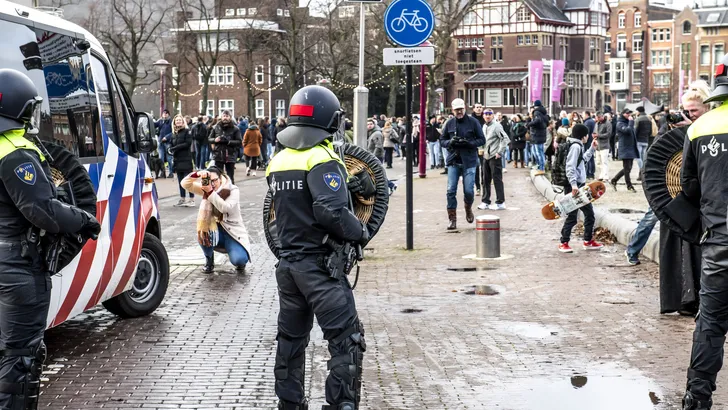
[41,160,722,409]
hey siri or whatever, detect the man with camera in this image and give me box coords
[439,98,486,230]
[680,61,728,410]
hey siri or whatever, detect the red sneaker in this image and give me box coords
[558,242,573,253]
[583,240,604,250]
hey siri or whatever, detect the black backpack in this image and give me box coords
[551,141,582,187]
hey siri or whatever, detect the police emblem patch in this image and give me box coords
[14,162,37,185]
[323,172,342,192]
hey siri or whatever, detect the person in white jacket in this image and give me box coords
[181,166,252,274]
[478,108,510,210]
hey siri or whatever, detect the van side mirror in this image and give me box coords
[135,113,156,153]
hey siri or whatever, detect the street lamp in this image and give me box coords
[435,87,444,114]
[153,59,171,118]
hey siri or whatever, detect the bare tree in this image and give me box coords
[310,0,359,97]
[101,0,173,95]
[227,20,272,117]
[274,0,320,99]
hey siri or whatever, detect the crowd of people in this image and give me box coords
[153,109,287,207]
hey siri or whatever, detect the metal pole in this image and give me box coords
[476,215,501,258]
[418,64,427,178]
[405,64,413,250]
[353,2,369,149]
[268,59,272,119]
[160,69,165,115]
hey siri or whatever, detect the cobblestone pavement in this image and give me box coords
[42,159,722,409]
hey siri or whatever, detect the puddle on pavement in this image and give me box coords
[495,321,560,338]
[464,285,500,295]
[499,364,663,410]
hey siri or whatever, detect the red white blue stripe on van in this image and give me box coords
[48,120,160,327]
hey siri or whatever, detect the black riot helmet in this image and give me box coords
[705,54,728,103]
[276,85,343,150]
[0,69,43,135]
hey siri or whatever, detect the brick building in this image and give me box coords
[446,0,609,115]
[167,0,295,120]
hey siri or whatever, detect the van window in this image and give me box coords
[0,19,103,158]
[89,56,134,155]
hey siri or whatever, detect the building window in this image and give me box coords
[589,38,599,62]
[219,100,234,117]
[605,39,611,53]
[225,8,235,16]
[653,73,670,87]
[199,100,214,117]
[275,100,286,118]
[634,12,641,26]
[650,50,671,66]
[632,92,641,101]
[172,67,179,86]
[632,33,642,53]
[604,63,610,84]
[255,99,265,119]
[651,28,671,42]
[457,39,463,48]
[614,61,626,83]
[700,73,711,82]
[591,12,599,26]
[463,11,476,25]
[237,8,245,15]
[701,45,710,65]
[491,37,503,62]
[526,35,532,45]
[464,38,471,47]
[198,66,234,85]
[284,10,290,17]
[618,12,625,28]
[275,65,284,84]
[543,35,553,46]
[255,65,264,84]
[533,35,538,45]
[632,61,642,84]
[277,9,283,16]
[516,7,529,22]
[715,44,725,64]
[617,34,626,52]
[559,37,568,60]
[681,43,692,70]
[706,27,720,36]
[478,38,484,47]
[683,21,692,34]
[517,35,523,46]
[197,33,239,52]
[248,8,257,16]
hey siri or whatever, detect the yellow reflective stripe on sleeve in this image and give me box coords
[266,143,345,176]
[0,130,45,161]
[688,105,728,141]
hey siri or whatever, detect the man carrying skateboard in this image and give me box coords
[558,124,604,253]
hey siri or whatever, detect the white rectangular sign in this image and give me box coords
[485,89,502,107]
[383,47,435,66]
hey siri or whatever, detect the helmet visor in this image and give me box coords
[26,96,43,134]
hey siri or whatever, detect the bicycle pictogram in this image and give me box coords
[389,9,429,33]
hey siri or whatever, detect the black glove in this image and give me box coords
[347,170,377,198]
[78,210,101,240]
[358,224,370,245]
[450,137,467,148]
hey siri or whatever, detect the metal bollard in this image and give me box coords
[476,215,500,258]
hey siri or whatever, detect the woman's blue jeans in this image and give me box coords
[200,227,250,267]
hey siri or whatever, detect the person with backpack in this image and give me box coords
[555,124,604,253]
[191,115,209,170]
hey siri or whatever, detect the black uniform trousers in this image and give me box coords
[559,183,595,244]
[482,156,505,205]
[687,239,728,400]
[275,256,363,407]
[0,240,50,409]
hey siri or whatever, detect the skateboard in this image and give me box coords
[541,181,606,220]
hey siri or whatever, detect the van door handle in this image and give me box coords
[107,174,115,178]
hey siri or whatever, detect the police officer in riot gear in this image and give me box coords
[0,69,101,409]
[681,55,728,410]
[266,86,369,410]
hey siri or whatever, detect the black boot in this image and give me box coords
[683,391,712,410]
[447,209,457,230]
[278,399,308,410]
[321,402,355,410]
[235,264,246,274]
[202,256,214,274]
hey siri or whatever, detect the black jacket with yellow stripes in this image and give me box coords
[682,104,728,242]
[0,130,86,240]
[266,140,365,260]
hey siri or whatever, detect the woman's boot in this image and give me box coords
[203,256,214,274]
[447,209,457,230]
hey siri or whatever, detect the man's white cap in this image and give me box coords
[451,98,466,110]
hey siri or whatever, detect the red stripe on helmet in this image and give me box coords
[290,104,314,117]
[717,64,726,77]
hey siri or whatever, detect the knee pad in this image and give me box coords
[326,322,366,406]
[0,337,46,410]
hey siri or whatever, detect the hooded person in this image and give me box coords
[181,166,250,274]
[526,100,549,172]
[208,110,242,183]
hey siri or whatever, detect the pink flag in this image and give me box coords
[528,60,543,102]
[679,69,685,96]
[551,60,565,102]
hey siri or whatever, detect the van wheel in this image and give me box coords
[102,233,169,318]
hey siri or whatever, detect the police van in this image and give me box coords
[0,1,169,327]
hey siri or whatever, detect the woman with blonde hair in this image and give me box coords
[169,114,196,206]
[382,120,399,168]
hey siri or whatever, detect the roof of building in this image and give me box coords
[562,0,593,11]
[464,72,529,84]
[171,18,285,33]
[521,0,573,24]
[695,8,728,26]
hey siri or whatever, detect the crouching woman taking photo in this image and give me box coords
[181,166,251,274]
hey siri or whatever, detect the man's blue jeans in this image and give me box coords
[446,164,476,209]
[636,142,649,169]
[158,141,174,174]
[200,227,250,267]
[524,142,531,165]
[427,141,441,167]
[532,143,546,171]
[195,142,209,170]
[626,207,658,257]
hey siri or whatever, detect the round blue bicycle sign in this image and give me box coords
[384,0,435,48]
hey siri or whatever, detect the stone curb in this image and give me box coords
[528,170,660,264]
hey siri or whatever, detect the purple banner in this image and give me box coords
[528,60,543,103]
[551,60,565,102]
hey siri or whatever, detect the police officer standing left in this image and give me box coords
[0,69,101,409]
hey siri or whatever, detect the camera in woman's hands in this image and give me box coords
[202,176,211,186]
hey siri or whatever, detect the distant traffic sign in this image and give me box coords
[384,0,434,48]
[383,47,434,66]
